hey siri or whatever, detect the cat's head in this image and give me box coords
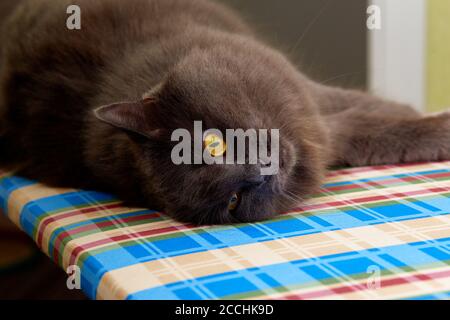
[94,45,326,225]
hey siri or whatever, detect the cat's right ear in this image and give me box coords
[93,99,164,139]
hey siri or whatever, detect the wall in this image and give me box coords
[427,0,450,112]
[218,0,368,89]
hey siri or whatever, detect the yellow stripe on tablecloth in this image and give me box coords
[315,269,450,300]
[251,265,450,300]
[7,183,76,228]
[96,215,450,300]
[61,219,186,269]
[309,180,450,205]
[336,275,450,300]
[39,203,135,256]
[326,161,450,183]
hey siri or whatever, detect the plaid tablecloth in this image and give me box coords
[1,162,450,300]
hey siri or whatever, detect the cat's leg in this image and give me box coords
[326,108,450,166]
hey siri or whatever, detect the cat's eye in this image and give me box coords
[228,192,240,212]
[203,133,226,157]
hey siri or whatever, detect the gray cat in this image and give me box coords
[1,0,449,225]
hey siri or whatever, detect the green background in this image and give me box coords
[427,0,450,112]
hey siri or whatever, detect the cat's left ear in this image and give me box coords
[93,99,164,139]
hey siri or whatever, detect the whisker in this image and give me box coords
[288,0,333,55]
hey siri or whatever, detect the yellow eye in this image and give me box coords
[228,193,240,212]
[203,133,226,157]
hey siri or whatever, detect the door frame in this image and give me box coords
[368,0,427,111]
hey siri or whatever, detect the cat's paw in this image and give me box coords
[425,111,450,161]
[429,109,450,119]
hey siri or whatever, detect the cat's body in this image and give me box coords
[1,0,449,224]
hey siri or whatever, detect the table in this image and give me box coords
[1,162,449,300]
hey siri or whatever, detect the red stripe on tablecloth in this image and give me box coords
[280,269,450,300]
[51,212,161,262]
[324,172,450,192]
[67,224,194,266]
[327,165,394,177]
[36,203,124,247]
[327,162,449,178]
[287,186,450,214]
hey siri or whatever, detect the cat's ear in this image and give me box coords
[93,99,164,139]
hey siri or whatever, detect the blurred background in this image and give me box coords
[222,0,450,112]
[0,0,448,299]
[221,0,368,89]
